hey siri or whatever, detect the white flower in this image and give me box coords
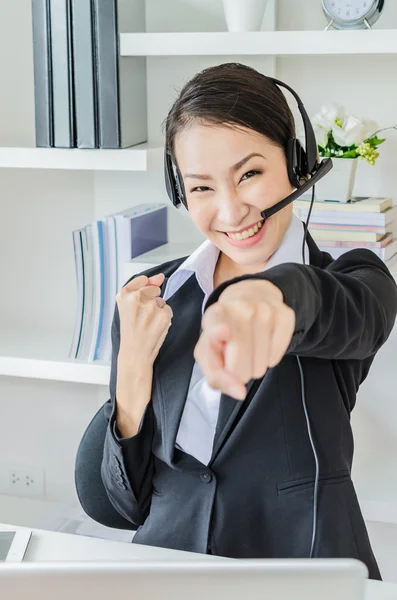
[313,124,328,147]
[332,115,367,146]
[312,103,345,129]
[311,103,345,147]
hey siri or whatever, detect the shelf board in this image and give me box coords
[0,143,163,171]
[0,328,109,385]
[120,29,397,57]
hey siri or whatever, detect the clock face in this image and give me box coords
[323,0,376,22]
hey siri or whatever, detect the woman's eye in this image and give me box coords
[191,186,210,193]
[241,170,261,182]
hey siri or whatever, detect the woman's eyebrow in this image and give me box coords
[183,152,266,180]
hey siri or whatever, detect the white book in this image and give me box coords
[77,225,94,361]
[87,221,106,362]
[320,239,397,262]
[295,206,396,226]
[69,230,85,359]
[97,216,118,362]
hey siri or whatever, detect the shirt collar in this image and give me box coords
[163,214,308,307]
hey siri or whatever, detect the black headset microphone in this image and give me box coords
[164,76,334,559]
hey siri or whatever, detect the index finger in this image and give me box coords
[194,327,246,401]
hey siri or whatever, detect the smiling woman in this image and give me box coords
[165,64,297,282]
[75,62,397,580]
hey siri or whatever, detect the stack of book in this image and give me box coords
[32,0,147,148]
[294,196,397,269]
[70,203,167,363]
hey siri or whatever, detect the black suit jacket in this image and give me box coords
[79,233,397,580]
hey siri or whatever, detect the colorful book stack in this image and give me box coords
[70,203,168,363]
[294,196,397,269]
[31,0,147,148]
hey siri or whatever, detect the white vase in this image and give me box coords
[312,158,358,203]
[222,0,269,32]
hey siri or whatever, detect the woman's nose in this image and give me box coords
[216,188,247,226]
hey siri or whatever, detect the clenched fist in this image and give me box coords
[116,273,173,365]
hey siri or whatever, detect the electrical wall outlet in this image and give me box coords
[1,466,45,498]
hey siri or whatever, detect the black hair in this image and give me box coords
[164,62,296,162]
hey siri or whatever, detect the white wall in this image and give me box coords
[0,0,396,545]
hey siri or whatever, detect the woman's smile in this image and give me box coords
[219,218,267,248]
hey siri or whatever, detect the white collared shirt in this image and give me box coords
[163,214,309,466]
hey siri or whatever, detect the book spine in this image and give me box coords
[32,0,54,147]
[295,210,389,226]
[295,198,391,213]
[69,230,85,359]
[76,227,90,360]
[92,221,105,361]
[311,230,382,242]
[309,224,387,234]
[93,0,120,148]
[319,234,392,249]
[70,0,97,148]
[49,0,75,147]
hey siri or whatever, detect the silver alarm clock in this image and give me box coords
[322,0,385,29]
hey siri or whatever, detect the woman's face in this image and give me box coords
[174,122,295,273]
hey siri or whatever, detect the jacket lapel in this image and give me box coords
[154,273,204,466]
[306,231,328,268]
[209,379,259,464]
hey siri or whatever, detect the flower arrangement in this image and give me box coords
[311,103,397,166]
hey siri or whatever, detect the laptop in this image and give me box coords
[0,558,368,600]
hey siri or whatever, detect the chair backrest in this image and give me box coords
[74,404,137,531]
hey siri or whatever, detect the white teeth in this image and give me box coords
[227,220,263,241]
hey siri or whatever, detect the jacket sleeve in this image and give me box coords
[101,304,154,526]
[204,249,397,360]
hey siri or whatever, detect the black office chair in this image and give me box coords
[74,404,137,531]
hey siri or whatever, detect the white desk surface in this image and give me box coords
[1,523,396,599]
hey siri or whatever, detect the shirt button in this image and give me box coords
[200,472,212,483]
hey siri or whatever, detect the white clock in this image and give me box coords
[322,0,385,30]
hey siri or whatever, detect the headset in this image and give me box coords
[164,75,334,559]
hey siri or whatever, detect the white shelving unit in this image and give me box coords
[120,29,397,57]
[0,143,163,171]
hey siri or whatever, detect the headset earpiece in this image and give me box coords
[164,150,187,209]
[287,138,310,189]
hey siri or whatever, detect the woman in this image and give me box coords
[75,63,397,579]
